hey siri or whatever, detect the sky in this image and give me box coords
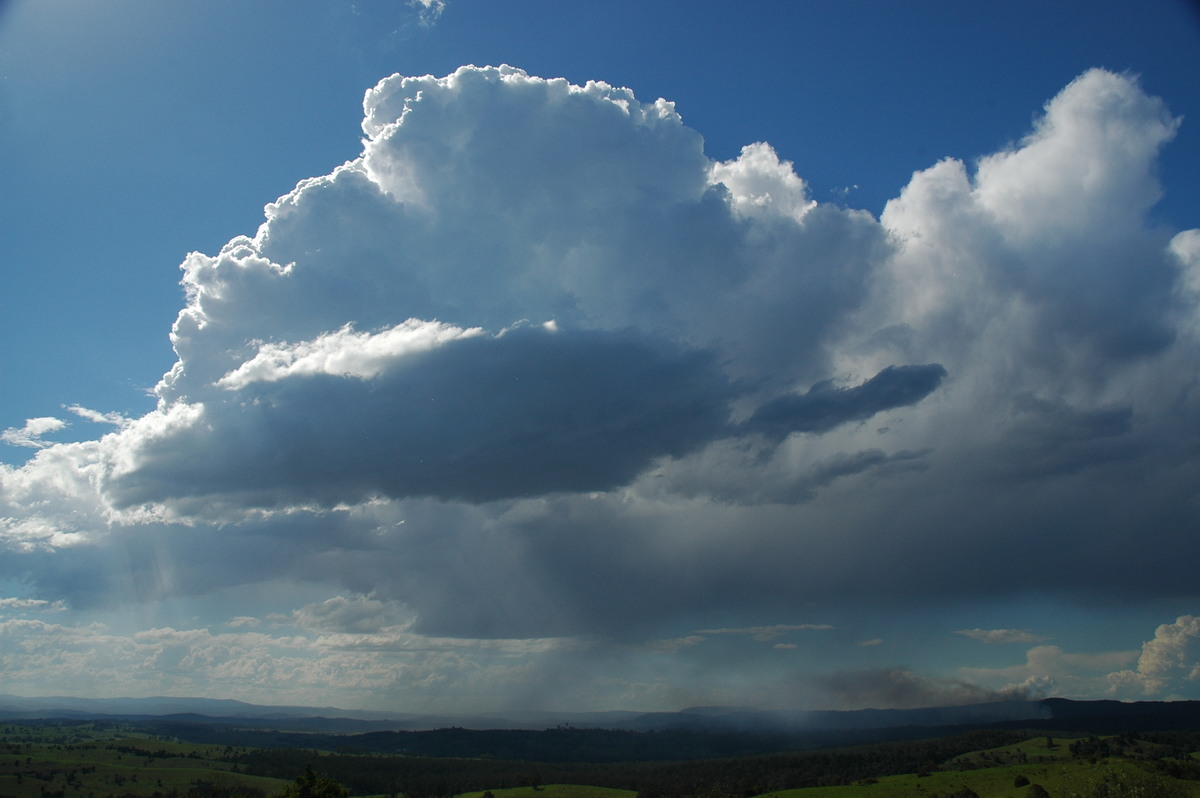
[2,0,1200,715]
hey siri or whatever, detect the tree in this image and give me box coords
[277,767,349,798]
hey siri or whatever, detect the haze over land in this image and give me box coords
[1,1,1200,714]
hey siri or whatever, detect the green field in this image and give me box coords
[0,722,290,798]
[2,723,1199,798]
[459,786,636,798]
[762,737,1200,798]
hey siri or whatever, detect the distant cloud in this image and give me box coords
[290,595,414,635]
[0,597,65,612]
[640,635,706,655]
[227,616,260,628]
[960,643,1138,699]
[816,668,1044,710]
[1108,615,1200,697]
[64,405,129,428]
[1,417,66,448]
[956,628,1051,644]
[857,638,884,647]
[697,624,834,642]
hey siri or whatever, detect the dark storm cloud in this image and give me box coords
[742,364,947,439]
[109,325,736,507]
[988,396,1137,480]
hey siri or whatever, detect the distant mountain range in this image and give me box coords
[3,693,1200,737]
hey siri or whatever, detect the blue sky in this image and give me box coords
[1,0,1200,713]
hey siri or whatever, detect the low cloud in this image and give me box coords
[743,364,947,439]
[109,325,737,508]
[0,597,66,612]
[289,595,415,635]
[815,668,1045,711]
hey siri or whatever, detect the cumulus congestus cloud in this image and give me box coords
[2,65,1199,656]
[105,65,934,511]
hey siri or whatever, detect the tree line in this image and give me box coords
[236,729,1031,798]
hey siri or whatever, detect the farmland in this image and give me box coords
[1,720,1199,798]
[0,722,287,798]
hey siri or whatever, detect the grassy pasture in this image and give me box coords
[458,786,636,798]
[759,743,1200,798]
[0,722,289,798]
[2,723,1200,798]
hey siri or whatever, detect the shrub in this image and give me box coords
[276,767,348,798]
[1083,770,1186,798]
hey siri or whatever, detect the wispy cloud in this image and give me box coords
[0,597,66,612]
[697,624,835,642]
[956,628,1051,644]
[65,405,130,428]
[409,0,445,25]
[1,417,66,448]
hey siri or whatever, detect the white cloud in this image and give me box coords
[217,320,483,389]
[65,405,130,428]
[710,142,816,222]
[960,644,1139,699]
[956,614,1200,706]
[866,69,1182,374]
[1108,615,1200,697]
[1,417,67,449]
[289,595,415,635]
